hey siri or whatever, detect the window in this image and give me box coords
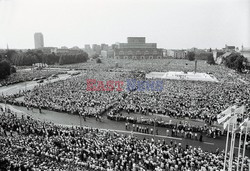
[144,51,149,55]
[119,51,124,55]
[128,50,133,55]
[136,51,141,55]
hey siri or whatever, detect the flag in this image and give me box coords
[221,105,245,130]
[223,115,238,129]
[217,105,236,124]
[238,118,250,132]
[234,105,245,115]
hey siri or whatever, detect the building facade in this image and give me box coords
[223,44,235,52]
[34,33,44,49]
[114,37,163,59]
[167,50,186,59]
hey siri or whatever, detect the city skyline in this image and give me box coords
[0,0,249,49]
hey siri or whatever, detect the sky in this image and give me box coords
[0,0,249,49]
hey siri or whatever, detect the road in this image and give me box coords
[1,103,249,157]
[0,70,82,96]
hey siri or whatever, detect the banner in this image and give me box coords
[222,105,245,130]
[217,105,236,124]
[223,115,237,129]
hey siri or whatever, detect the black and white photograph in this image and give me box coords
[0,0,250,170]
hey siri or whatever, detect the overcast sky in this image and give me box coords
[0,0,249,49]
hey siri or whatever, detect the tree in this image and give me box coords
[224,54,247,72]
[187,52,195,61]
[0,60,11,79]
[5,50,17,64]
[91,54,99,59]
[207,53,215,65]
[10,66,17,73]
[59,55,64,65]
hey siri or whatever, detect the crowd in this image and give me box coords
[1,110,250,171]
[109,114,223,140]
[0,69,65,87]
[1,59,250,170]
[2,59,250,124]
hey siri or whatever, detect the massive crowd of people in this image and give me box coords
[5,60,248,123]
[0,69,65,87]
[1,59,250,170]
[1,111,250,171]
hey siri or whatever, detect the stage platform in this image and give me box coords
[146,71,218,82]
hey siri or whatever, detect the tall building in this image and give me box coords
[114,37,163,60]
[101,44,109,51]
[34,33,44,49]
[92,44,101,54]
[84,44,91,51]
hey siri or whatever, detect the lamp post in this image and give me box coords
[154,117,156,140]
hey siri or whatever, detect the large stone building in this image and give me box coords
[34,33,44,49]
[114,37,163,59]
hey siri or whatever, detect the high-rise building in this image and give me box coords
[34,33,44,49]
[101,44,109,51]
[92,44,101,54]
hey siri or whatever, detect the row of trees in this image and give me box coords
[3,49,89,66]
[187,52,215,64]
[59,54,88,65]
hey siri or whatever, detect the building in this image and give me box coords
[84,44,91,51]
[167,50,186,59]
[34,33,44,49]
[40,47,57,54]
[240,46,250,64]
[114,37,163,60]
[101,44,109,51]
[71,46,80,50]
[51,47,84,55]
[101,50,108,58]
[92,44,101,54]
[189,47,206,54]
[111,44,118,50]
[223,44,235,52]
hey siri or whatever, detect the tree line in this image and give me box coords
[3,49,89,66]
[0,49,89,79]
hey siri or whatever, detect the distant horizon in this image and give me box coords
[0,0,249,49]
[0,43,244,51]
